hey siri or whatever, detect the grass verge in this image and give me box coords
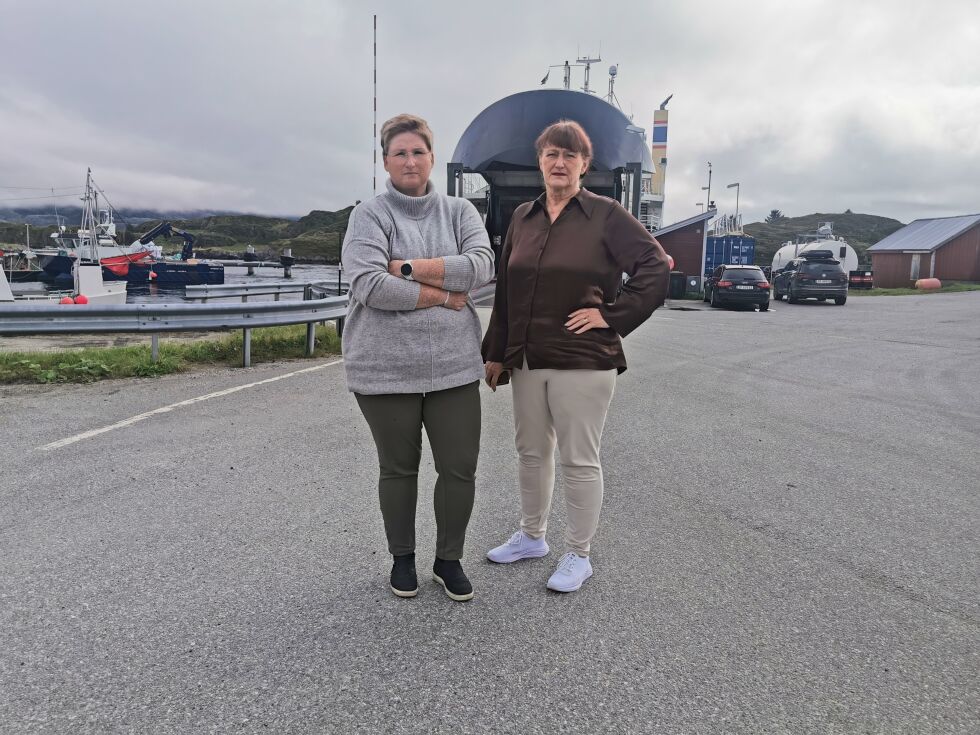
[848,282,980,297]
[0,324,342,384]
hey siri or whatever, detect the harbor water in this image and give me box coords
[127,264,342,304]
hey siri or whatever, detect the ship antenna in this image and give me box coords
[606,64,621,109]
[577,52,602,94]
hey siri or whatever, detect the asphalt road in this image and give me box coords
[1,292,978,733]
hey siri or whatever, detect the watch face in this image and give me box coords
[400,262,413,277]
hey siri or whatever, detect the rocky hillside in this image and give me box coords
[0,206,356,264]
[3,207,907,267]
[0,205,246,227]
[744,212,905,266]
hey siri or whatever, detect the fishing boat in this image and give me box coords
[1,246,46,283]
[27,170,224,287]
[2,171,127,304]
[29,191,155,282]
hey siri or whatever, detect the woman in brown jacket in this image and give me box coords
[482,120,670,592]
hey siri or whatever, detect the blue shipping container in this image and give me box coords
[704,235,757,275]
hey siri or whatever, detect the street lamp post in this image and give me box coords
[726,182,740,224]
[704,162,712,210]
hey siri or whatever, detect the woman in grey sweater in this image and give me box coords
[341,114,494,601]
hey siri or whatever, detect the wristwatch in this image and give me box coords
[400,261,414,280]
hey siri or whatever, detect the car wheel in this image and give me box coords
[710,289,720,308]
[703,288,710,303]
[835,296,847,305]
[773,289,781,301]
[759,301,769,312]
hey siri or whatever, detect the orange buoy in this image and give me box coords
[915,278,942,290]
[74,294,89,304]
[149,269,157,280]
[59,296,75,304]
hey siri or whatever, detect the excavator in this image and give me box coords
[137,222,196,260]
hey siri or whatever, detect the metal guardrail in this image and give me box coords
[185,280,349,302]
[0,296,349,367]
[186,281,308,302]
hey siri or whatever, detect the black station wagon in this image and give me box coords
[703,265,770,311]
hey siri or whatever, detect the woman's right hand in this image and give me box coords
[442,291,468,311]
[484,361,505,391]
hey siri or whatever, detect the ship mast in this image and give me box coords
[77,169,99,292]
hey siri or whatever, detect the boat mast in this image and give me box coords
[77,169,99,291]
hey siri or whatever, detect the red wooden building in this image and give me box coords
[653,210,715,286]
[868,214,980,288]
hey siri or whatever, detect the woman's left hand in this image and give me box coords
[388,260,405,277]
[565,308,609,334]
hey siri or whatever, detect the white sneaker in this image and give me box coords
[486,531,550,564]
[546,552,593,592]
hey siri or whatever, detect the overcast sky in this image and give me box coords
[1,0,977,226]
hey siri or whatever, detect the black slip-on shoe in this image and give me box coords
[390,553,418,598]
[432,558,474,602]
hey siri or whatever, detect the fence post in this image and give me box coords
[151,334,159,363]
[306,322,316,356]
[243,328,251,368]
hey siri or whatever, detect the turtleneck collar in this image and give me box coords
[384,178,438,219]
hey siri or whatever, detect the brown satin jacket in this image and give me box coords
[481,187,670,374]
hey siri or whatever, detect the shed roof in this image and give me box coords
[868,214,980,252]
[654,209,716,237]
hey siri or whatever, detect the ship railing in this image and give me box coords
[0,295,349,368]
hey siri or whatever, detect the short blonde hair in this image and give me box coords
[380,114,434,155]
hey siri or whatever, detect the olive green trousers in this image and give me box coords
[355,381,481,560]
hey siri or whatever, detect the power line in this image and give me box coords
[0,185,84,191]
[0,191,85,203]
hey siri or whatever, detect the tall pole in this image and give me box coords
[373,15,377,196]
[706,162,712,211]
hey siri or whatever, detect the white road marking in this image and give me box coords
[39,359,344,451]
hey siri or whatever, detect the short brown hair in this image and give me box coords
[535,120,593,163]
[380,114,434,155]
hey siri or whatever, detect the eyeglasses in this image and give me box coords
[387,149,430,162]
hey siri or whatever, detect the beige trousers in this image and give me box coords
[511,361,616,556]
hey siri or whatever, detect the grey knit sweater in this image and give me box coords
[340,179,495,394]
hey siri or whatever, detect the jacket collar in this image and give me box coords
[525,186,596,220]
